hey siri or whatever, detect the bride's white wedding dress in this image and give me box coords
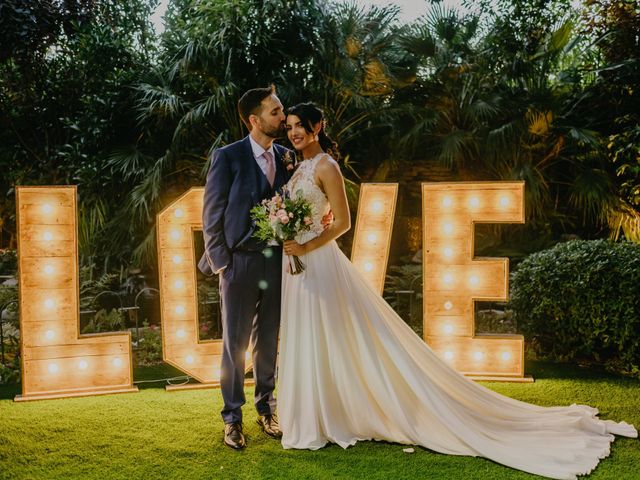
[277,153,637,480]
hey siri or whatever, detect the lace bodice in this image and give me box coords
[286,153,331,243]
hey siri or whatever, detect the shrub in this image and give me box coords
[510,239,640,376]
[135,323,163,366]
[0,354,20,384]
[0,250,17,276]
[81,308,125,334]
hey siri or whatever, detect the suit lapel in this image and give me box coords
[273,145,288,189]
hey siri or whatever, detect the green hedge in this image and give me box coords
[510,239,640,376]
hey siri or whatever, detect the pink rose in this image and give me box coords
[276,209,289,224]
[304,216,312,225]
[287,164,294,171]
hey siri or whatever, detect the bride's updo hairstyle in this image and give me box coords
[286,102,341,161]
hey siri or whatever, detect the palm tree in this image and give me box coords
[398,6,621,239]
[109,0,416,267]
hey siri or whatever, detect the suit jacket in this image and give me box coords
[198,136,290,276]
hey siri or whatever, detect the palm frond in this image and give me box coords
[608,202,640,243]
[566,127,599,147]
[437,129,469,168]
[78,198,108,261]
[527,109,554,136]
[131,226,157,269]
[106,146,153,182]
[569,167,617,224]
[134,81,188,126]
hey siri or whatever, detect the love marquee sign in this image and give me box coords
[15,181,528,401]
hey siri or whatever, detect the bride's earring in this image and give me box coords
[314,134,319,142]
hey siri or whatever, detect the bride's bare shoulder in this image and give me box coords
[316,154,340,174]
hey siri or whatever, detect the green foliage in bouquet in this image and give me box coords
[250,190,313,243]
[510,240,640,377]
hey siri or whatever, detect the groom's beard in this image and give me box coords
[263,122,286,140]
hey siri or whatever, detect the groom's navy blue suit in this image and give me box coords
[198,136,290,424]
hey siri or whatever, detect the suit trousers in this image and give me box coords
[218,246,282,424]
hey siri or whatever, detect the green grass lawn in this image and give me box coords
[0,361,638,480]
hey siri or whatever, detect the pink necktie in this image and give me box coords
[263,151,275,187]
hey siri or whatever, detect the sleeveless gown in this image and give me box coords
[276,153,637,480]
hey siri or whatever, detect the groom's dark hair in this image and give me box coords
[238,85,276,130]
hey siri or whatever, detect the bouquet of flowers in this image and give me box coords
[250,188,313,275]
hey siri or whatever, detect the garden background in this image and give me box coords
[0,1,639,478]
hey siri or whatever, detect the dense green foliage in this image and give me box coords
[1,0,638,271]
[510,240,640,376]
[0,0,158,269]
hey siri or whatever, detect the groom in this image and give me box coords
[198,85,290,449]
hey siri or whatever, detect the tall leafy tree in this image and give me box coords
[0,0,158,272]
[397,2,629,243]
[110,0,415,267]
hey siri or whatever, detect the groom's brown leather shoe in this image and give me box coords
[224,422,246,449]
[257,414,283,438]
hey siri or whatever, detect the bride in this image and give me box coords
[277,102,637,480]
